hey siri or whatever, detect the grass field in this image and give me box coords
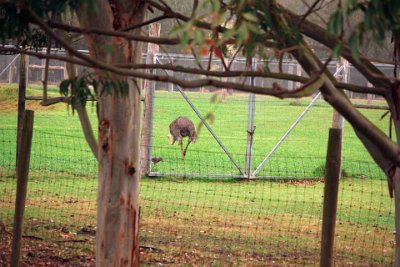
[0,83,391,179]
[0,84,396,265]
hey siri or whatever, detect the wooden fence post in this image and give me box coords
[320,128,342,267]
[140,23,160,175]
[16,54,27,171]
[10,110,34,267]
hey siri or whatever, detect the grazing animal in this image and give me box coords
[151,157,163,165]
[167,116,196,160]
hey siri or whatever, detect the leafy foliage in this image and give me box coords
[328,0,400,60]
[59,73,129,110]
[347,0,400,41]
[170,1,275,62]
[0,0,91,48]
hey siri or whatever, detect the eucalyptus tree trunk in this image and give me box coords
[77,1,146,266]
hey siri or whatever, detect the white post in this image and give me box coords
[288,63,294,90]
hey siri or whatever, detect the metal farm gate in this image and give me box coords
[145,54,363,180]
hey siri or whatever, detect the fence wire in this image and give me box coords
[0,105,395,266]
[0,52,395,266]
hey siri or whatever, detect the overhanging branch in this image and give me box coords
[285,12,394,90]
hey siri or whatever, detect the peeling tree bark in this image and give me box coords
[77,1,146,266]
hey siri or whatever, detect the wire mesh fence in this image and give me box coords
[0,51,396,265]
[0,97,395,266]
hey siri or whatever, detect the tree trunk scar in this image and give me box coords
[99,118,110,152]
[124,159,136,175]
[109,0,121,30]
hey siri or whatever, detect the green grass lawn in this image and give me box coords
[0,84,395,265]
[0,84,391,179]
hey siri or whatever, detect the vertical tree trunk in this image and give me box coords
[140,23,160,175]
[77,1,146,266]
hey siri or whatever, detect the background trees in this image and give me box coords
[1,0,399,265]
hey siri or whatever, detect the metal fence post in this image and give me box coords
[245,58,257,178]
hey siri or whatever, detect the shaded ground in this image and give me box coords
[0,221,95,267]
[0,215,394,266]
[0,220,317,266]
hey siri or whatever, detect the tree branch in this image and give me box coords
[121,14,172,32]
[117,63,387,95]
[285,12,394,90]
[267,2,400,168]
[146,0,228,33]
[48,21,180,45]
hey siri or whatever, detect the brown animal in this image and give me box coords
[167,116,196,160]
[151,157,163,165]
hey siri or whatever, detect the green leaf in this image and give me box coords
[327,10,343,35]
[219,28,236,45]
[194,30,205,44]
[364,7,372,30]
[59,79,71,96]
[180,32,190,48]
[242,12,258,23]
[332,42,344,58]
[348,33,360,62]
[119,81,129,97]
[211,1,220,12]
[237,23,249,45]
[169,24,184,37]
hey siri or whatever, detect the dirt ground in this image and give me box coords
[0,221,301,266]
[0,222,95,267]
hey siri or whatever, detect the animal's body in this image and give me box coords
[151,157,163,165]
[167,116,196,160]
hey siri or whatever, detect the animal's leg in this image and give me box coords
[183,140,191,157]
[180,142,185,160]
